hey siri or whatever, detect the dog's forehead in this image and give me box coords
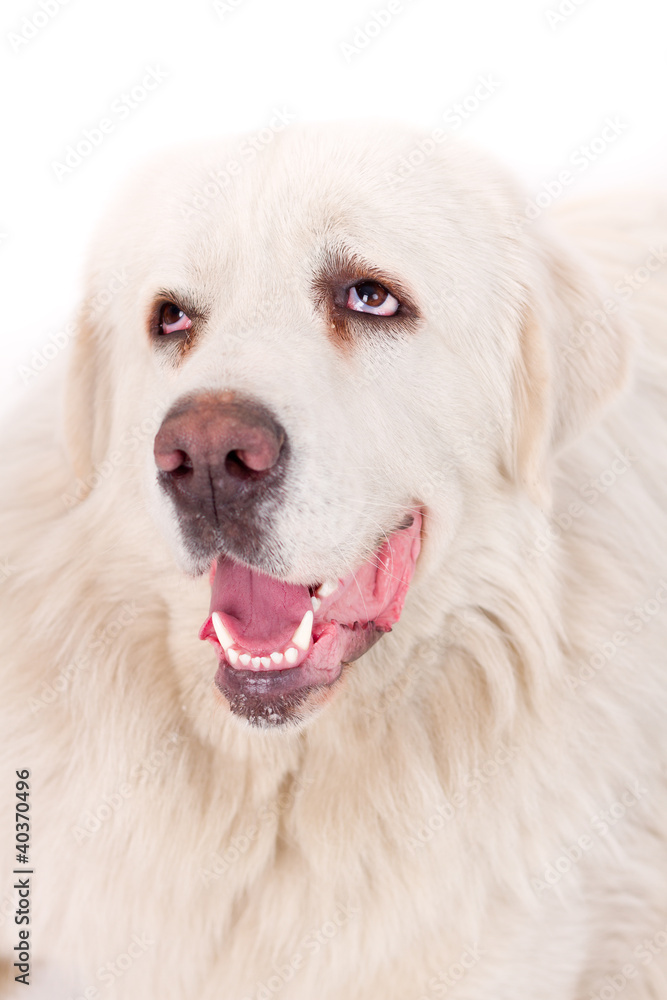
[96,124,515,293]
[172,125,452,272]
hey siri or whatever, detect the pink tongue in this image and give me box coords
[206,511,422,656]
[210,558,312,654]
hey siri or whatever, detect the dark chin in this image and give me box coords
[215,625,386,728]
[215,663,343,728]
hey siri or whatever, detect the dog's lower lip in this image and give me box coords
[215,661,340,698]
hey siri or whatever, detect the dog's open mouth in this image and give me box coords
[199,510,422,725]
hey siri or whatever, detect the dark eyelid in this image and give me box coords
[312,249,420,345]
[312,248,419,319]
[154,291,207,323]
[148,291,208,358]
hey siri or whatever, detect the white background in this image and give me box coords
[1,0,666,413]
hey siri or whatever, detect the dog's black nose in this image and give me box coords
[153,394,288,558]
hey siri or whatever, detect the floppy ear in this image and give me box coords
[63,303,114,495]
[512,230,635,506]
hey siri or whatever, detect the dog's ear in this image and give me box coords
[512,230,635,506]
[63,303,114,495]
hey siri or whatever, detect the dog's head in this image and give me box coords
[64,122,633,728]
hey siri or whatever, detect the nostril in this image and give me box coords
[156,448,192,476]
[234,433,285,474]
[224,450,268,480]
[170,456,193,479]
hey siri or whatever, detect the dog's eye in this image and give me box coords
[346,281,400,316]
[159,302,192,335]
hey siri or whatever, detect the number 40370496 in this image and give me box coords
[15,770,30,860]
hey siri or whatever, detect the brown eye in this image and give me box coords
[159,302,192,335]
[346,281,400,316]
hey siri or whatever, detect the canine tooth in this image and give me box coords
[252,656,261,668]
[284,647,299,665]
[316,580,337,599]
[291,610,313,651]
[239,653,251,666]
[227,648,240,666]
[270,651,284,664]
[311,596,321,612]
[260,656,271,667]
[212,612,234,651]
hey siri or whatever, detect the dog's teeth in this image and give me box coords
[284,647,299,665]
[315,580,337,599]
[212,612,234,651]
[239,653,251,666]
[270,651,284,664]
[291,610,313,651]
[311,596,321,612]
[260,656,271,667]
[251,656,261,668]
[227,648,239,666]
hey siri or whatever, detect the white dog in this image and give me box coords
[1,122,667,999]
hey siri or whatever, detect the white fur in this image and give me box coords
[1,123,667,999]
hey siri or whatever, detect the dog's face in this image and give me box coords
[65,122,632,728]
